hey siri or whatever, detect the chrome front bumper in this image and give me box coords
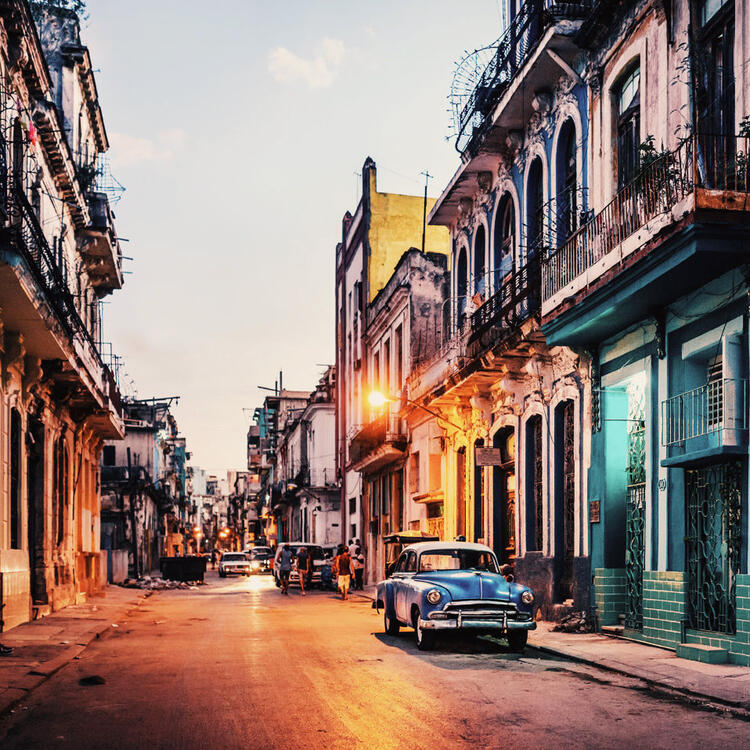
[418,617,536,631]
[419,605,536,631]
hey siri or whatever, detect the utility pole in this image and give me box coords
[420,170,433,253]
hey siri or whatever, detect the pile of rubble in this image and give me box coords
[552,611,595,634]
[120,576,201,591]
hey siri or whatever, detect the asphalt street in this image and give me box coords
[0,571,747,750]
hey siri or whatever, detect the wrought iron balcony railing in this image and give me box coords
[470,253,541,342]
[661,378,748,448]
[2,161,121,410]
[543,133,750,302]
[455,0,592,153]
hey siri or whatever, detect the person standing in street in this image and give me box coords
[334,545,353,600]
[352,546,365,591]
[278,544,293,595]
[296,546,309,596]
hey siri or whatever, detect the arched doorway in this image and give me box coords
[27,417,47,604]
[456,446,466,538]
[492,428,516,563]
[456,246,468,327]
[554,400,576,602]
[526,157,545,258]
[493,194,515,291]
[556,119,578,245]
[473,225,486,300]
[473,438,484,542]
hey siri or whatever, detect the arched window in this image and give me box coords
[456,246,468,325]
[493,194,515,288]
[615,64,640,188]
[526,158,545,258]
[556,119,579,245]
[473,225,486,299]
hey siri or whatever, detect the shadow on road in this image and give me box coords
[371,630,548,670]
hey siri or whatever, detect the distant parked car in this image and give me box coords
[218,552,251,578]
[248,547,273,574]
[375,542,536,651]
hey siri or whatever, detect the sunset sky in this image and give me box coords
[86,0,500,472]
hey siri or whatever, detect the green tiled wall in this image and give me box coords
[599,571,750,666]
[640,571,685,648]
[593,568,626,626]
[684,574,750,667]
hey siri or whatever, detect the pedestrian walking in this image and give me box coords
[334,545,353,601]
[210,548,218,571]
[278,544,293,595]
[352,545,365,591]
[296,546,310,596]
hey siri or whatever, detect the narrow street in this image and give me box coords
[0,573,746,750]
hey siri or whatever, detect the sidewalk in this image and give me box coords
[354,586,750,713]
[0,586,148,716]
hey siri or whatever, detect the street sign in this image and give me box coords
[475,447,503,466]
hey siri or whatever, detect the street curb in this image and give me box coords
[0,591,150,720]
[527,642,750,720]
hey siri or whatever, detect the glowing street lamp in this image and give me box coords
[367,390,464,432]
[368,390,391,409]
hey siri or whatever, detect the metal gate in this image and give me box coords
[625,381,646,630]
[685,461,742,634]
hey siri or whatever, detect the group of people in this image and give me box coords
[331,541,364,600]
[275,540,366,600]
[275,544,310,595]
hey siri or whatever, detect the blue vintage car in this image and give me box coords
[375,542,536,651]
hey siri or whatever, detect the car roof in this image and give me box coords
[400,541,495,555]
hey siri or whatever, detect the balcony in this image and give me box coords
[78,191,123,294]
[0,168,123,436]
[661,379,748,467]
[454,0,591,155]
[469,254,541,353]
[542,134,750,346]
[406,258,541,405]
[407,328,469,403]
[348,411,407,473]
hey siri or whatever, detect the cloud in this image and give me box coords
[267,37,346,89]
[109,129,188,167]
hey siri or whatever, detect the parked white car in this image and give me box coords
[218,552,251,577]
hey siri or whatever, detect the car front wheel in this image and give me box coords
[415,617,436,651]
[507,629,528,653]
[384,608,400,635]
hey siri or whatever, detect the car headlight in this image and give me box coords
[251,561,260,569]
[426,589,442,605]
[521,590,534,605]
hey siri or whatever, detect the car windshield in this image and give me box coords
[223,553,246,562]
[251,550,272,559]
[418,549,499,573]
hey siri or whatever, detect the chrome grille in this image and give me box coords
[444,600,517,614]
